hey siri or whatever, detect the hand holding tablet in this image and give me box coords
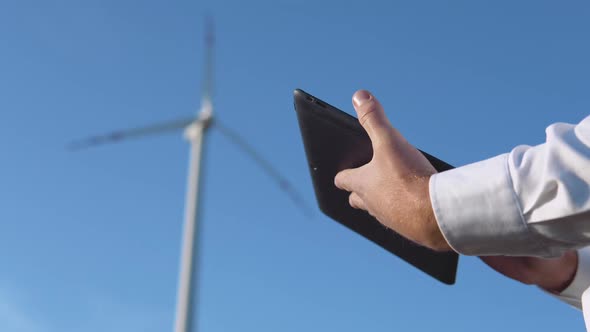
[293,89,458,284]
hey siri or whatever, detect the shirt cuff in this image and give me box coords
[551,248,590,309]
[430,154,547,256]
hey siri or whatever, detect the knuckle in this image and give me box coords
[358,101,378,126]
[348,194,357,208]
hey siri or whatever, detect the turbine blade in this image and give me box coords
[68,117,196,150]
[214,120,313,217]
[198,15,215,120]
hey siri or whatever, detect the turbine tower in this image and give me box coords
[173,17,214,332]
[69,17,309,332]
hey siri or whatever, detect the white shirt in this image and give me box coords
[429,115,590,328]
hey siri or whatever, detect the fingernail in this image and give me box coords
[353,90,372,107]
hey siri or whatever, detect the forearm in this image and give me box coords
[550,248,590,310]
[480,251,578,292]
[538,251,579,293]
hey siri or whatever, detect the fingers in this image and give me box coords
[334,167,362,193]
[335,168,367,210]
[352,90,403,149]
[348,192,366,210]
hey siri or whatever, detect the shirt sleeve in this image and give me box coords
[430,115,590,257]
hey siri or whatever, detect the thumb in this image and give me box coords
[352,90,399,149]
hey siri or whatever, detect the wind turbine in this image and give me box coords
[70,18,309,332]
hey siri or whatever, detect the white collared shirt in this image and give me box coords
[429,115,590,328]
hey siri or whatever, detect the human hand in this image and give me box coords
[334,90,451,251]
[481,251,578,293]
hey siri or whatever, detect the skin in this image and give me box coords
[335,89,578,292]
[481,252,578,293]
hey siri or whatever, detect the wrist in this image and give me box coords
[422,175,452,252]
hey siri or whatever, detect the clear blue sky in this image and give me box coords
[1,0,589,331]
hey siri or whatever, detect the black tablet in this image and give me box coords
[293,88,458,285]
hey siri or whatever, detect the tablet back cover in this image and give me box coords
[293,89,458,285]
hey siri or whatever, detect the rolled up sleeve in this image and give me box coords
[429,115,590,257]
[430,154,549,256]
